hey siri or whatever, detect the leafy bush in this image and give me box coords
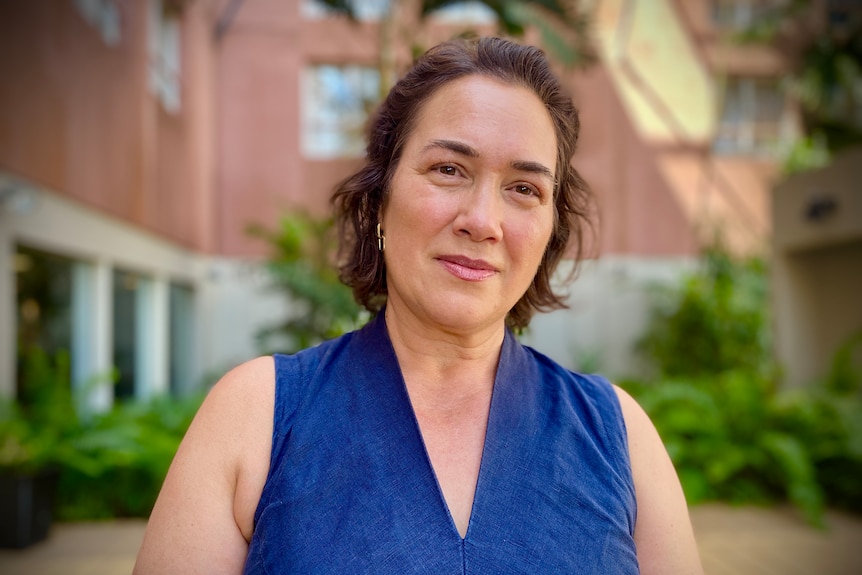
[1,346,203,520]
[637,247,773,379]
[56,393,202,520]
[249,211,366,354]
[624,373,829,524]
[624,249,862,524]
[0,348,83,475]
[783,332,862,515]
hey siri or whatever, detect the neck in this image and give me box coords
[384,304,504,411]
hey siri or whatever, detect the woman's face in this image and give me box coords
[382,74,557,334]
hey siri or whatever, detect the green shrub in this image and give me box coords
[624,372,826,524]
[1,346,203,520]
[249,211,366,354]
[56,393,202,520]
[625,249,862,524]
[637,247,772,379]
[1,348,91,475]
[781,331,862,514]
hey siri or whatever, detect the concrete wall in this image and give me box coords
[772,148,862,388]
[772,242,862,389]
[523,256,694,379]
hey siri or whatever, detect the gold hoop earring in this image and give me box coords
[376,223,386,252]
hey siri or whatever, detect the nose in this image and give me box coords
[454,177,503,242]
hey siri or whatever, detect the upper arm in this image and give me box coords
[134,356,275,575]
[613,385,704,575]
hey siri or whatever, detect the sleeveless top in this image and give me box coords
[243,312,639,574]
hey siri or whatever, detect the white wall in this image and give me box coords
[772,242,862,389]
[772,148,862,388]
[195,256,290,383]
[523,256,694,380]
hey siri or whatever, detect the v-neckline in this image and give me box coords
[378,316,516,543]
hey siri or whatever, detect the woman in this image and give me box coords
[135,38,703,574]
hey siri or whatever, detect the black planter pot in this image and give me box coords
[0,469,58,548]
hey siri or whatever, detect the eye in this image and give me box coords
[513,183,540,197]
[437,165,459,176]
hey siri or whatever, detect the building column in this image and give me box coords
[0,226,14,398]
[72,259,114,412]
[137,274,169,399]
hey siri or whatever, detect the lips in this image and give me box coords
[436,255,498,281]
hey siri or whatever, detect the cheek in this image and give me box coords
[388,185,456,232]
[509,213,555,262]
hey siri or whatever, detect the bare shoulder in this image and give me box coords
[204,356,276,431]
[612,385,652,437]
[134,356,275,574]
[611,385,667,456]
[611,385,704,575]
[186,355,276,511]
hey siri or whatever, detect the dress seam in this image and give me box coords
[461,538,466,574]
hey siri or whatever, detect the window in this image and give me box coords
[302,65,380,158]
[302,0,497,24]
[302,0,391,21]
[169,282,195,396]
[11,239,197,404]
[714,76,786,154]
[148,0,182,113]
[73,0,122,45]
[711,0,786,32]
[112,269,141,400]
[823,0,862,130]
[15,246,73,395]
[429,1,498,25]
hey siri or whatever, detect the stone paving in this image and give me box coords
[0,504,860,574]
[691,504,862,575]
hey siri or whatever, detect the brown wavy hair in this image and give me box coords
[331,37,592,330]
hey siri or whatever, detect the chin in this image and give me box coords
[425,298,506,334]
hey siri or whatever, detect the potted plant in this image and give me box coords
[0,347,80,548]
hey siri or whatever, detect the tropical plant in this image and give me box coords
[249,212,366,354]
[625,248,862,525]
[796,331,862,514]
[55,392,203,519]
[0,348,85,475]
[637,247,772,380]
[420,0,596,65]
[1,346,204,520]
[624,372,826,524]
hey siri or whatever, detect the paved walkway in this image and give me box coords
[691,504,862,575]
[1,504,860,574]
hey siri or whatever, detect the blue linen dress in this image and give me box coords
[243,312,639,574]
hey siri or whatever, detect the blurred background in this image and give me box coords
[0,0,860,561]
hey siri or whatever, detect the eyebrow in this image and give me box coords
[423,139,555,182]
[511,160,555,182]
[423,139,479,158]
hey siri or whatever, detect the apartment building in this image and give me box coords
[0,0,792,403]
[525,0,791,372]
